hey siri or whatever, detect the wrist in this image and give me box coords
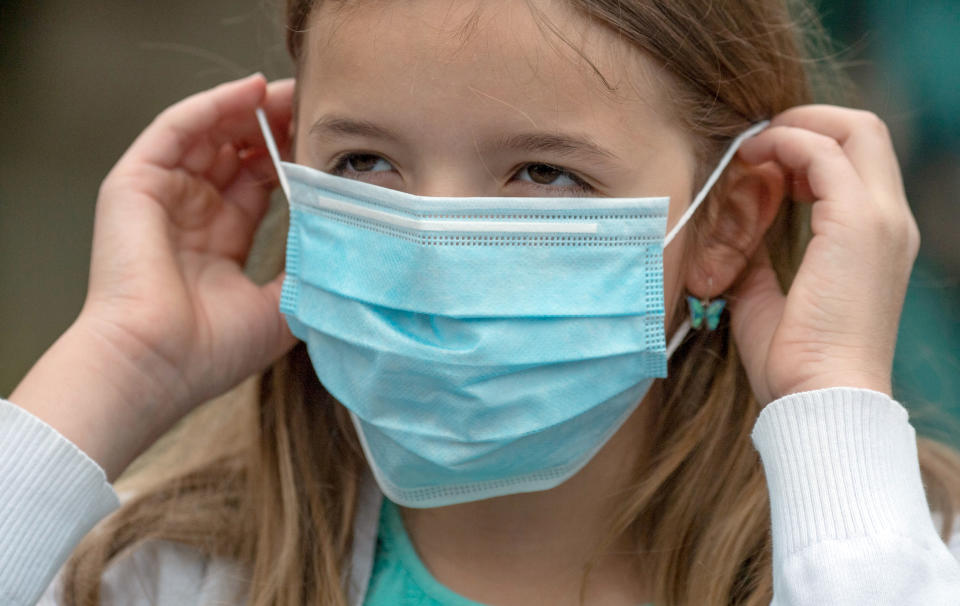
[777,370,892,402]
[9,317,188,480]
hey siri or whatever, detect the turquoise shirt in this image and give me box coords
[364,498,652,606]
[364,498,485,606]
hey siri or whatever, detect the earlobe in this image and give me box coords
[685,160,785,299]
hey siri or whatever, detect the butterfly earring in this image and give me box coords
[686,295,727,331]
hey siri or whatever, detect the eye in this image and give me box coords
[513,163,590,192]
[330,153,394,175]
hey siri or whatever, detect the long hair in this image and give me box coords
[62,1,960,604]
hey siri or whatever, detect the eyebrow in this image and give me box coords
[489,132,620,162]
[309,115,402,142]
[308,115,620,162]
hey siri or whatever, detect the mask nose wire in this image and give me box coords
[256,108,291,200]
[662,121,770,248]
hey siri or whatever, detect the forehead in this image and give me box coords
[297,0,679,144]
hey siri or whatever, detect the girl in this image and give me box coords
[2,0,959,604]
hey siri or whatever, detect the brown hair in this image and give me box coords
[62,1,960,605]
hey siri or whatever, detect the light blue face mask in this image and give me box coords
[256,111,766,508]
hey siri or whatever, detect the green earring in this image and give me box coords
[686,295,726,330]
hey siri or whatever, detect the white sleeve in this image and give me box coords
[0,398,119,606]
[752,387,960,605]
[35,538,250,606]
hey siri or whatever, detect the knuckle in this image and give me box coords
[866,209,892,239]
[862,202,894,232]
[857,110,890,139]
[153,104,177,128]
[816,135,843,156]
[904,216,921,257]
[97,169,123,202]
[872,208,920,258]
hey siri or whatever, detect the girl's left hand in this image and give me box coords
[730,105,919,405]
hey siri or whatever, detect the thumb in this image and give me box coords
[729,243,785,404]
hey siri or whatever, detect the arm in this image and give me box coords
[1,74,296,605]
[0,401,246,606]
[754,388,960,604]
[732,107,960,602]
[0,399,118,606]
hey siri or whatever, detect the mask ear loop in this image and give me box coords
[661,120,770,356]
[666,319,691,358]
[256,107,291,201]
[663,120,769,248]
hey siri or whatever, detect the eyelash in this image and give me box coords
[328,152,595,194]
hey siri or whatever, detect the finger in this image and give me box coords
[186,79,294,190]
[253,79,296,190]
[164,152,278,264]
[786,172,816,205]
[220,155,279,228]
[738,126,869,220]
[770,105,905,205]
[217,78,296,155]
[262,79,296,156]
[192,98,289,193]
[125,73,268,170]
[205,143,242,191]
[729,243,785,403]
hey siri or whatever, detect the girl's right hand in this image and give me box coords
[9,74,297,479]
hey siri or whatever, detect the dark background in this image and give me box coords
[2,1,957,439]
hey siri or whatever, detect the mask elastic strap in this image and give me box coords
[665,318,691,358]
[256,108,291,200]
[662,121,769,248]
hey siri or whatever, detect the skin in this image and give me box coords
[9,0,917,603]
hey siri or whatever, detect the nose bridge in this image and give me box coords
[414,174,491,198]
[409,144,497,198]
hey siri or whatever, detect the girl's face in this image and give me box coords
[294,0,699,323]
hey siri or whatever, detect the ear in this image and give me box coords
[685,160,785,299]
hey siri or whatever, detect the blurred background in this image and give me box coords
[1,1,958,440]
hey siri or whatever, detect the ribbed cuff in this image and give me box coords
[0,398,119,605]
[752,387,936,562]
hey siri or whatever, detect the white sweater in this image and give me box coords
[1,388,959,605]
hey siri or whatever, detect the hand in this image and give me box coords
[730,106,919,405]
[11,74,298,477]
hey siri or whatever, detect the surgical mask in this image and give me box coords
[256,111,766,507]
